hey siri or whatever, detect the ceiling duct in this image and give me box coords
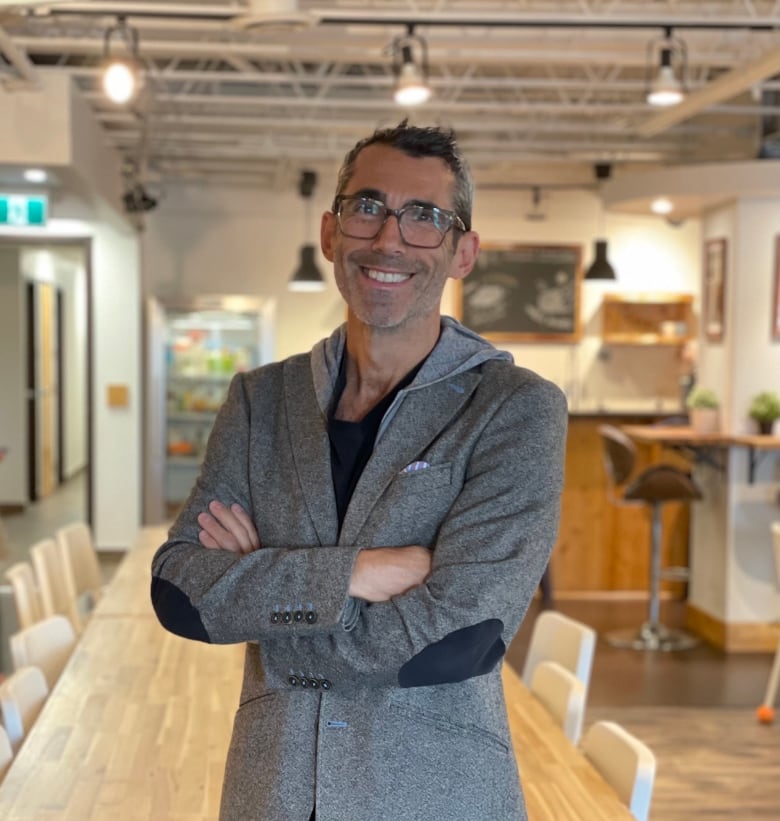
[231,0,313,31]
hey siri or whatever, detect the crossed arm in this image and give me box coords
[198,500,432,603]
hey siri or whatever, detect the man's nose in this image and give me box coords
[370,212,405,251]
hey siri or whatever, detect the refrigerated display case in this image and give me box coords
[145,295,275,523]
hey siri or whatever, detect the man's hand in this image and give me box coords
[348,546,432,602]
[197,501,260,555]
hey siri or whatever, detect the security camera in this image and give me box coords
[122,183,158,214]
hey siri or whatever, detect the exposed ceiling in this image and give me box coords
[2,0,780,194]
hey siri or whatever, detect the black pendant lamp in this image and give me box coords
[289,169,326,292]
[584,163,617,281]
[290,244,326,291]
[584,240,616,280]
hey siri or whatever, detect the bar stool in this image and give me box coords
[599,424,702,651]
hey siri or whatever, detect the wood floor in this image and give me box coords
[586,706,780,821]
[507,598,780,821]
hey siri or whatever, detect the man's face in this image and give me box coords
[321,143,478,333]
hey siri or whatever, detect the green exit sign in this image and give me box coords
[0,194,48,226]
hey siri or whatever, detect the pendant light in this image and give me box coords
[392,25,431,107]
[646,28,687,108]
[584,163,617,281]
[289,170,326,292]
[101,16,143,105]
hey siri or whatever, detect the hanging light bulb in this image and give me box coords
[646,28,686,108]
[101,16,143,105]
[102,59,140,104]
[392,27,431,107]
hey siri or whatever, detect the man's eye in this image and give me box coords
[410,206,437,224]
[353,199,383,216]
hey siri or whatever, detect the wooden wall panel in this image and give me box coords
[550,416,690,593]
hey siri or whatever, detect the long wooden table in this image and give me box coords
[0,528,633,820]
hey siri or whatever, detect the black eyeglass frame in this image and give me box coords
[332,194,468,249]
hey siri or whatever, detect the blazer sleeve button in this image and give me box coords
[320,679,332,690]
[294,609,304,622]
[287,675,299,686]
[282,611,293,624]
[270,612,281,624]
[305,611,318,624]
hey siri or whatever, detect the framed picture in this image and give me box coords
[456,243,582,342]
[773,236,780,342]
[703,237,727,343]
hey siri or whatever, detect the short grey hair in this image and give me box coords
[333,121,474,232]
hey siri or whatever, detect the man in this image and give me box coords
[151,122,567,821]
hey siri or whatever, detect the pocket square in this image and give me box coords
[401,461,431,474]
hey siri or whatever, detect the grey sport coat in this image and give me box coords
[151,317,568,821]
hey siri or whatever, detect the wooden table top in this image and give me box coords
[622,424,780,449]
[0,527,633,820]
[91,525,167,619]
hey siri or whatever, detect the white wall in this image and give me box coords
[689,194,780,626]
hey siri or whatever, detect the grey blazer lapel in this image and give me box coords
[339,371,482,545]
[283,356,339,547]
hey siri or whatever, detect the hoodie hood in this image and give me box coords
[310,315,513,416]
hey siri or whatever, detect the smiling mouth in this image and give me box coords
[363,268,411,284]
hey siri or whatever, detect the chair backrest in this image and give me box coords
[521,610,597,697]
[530,659,586,744]
[30,537,80,632]
[4,561,44,630]
[582,720,656,821]
[56,521,103,613]
[10,614,77,690]
[598,424,638,487]
[0,666,49,753]
[771,522,780,590]
[0,724,12,781]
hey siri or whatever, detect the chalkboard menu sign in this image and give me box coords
[457,243,583,342]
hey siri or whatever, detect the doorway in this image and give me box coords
[0,239,92,527]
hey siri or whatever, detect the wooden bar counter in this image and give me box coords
[0,528,633,820]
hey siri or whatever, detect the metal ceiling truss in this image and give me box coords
[1,0,780,188]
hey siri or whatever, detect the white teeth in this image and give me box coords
[365,268,410,284]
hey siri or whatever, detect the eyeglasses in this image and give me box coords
[333,194,467,249]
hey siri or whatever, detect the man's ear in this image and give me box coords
[449,231,480,281]
[321,211,337,262]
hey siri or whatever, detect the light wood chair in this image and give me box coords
[0,724,12,781]
[0,666,49,753]
[530,659,586,744]
[9,614,77,690]
[521,610,597,698]
[4,561,44,630]
[30,537,81,632]
[581,720,656,821]
[56,521,103,623]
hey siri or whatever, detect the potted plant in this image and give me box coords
[686,386,720,434]
[748,390,780,435]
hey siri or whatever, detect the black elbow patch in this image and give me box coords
[151,576,211,643]
[398,619,505,688]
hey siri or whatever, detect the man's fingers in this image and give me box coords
[207,501,255,553]
[231,503,261,550]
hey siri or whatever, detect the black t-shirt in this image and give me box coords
[328,353,422,528]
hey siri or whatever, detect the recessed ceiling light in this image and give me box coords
[651,197,674,215]
[24,169,47,184]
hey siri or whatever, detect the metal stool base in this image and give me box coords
[606,622,699,652]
